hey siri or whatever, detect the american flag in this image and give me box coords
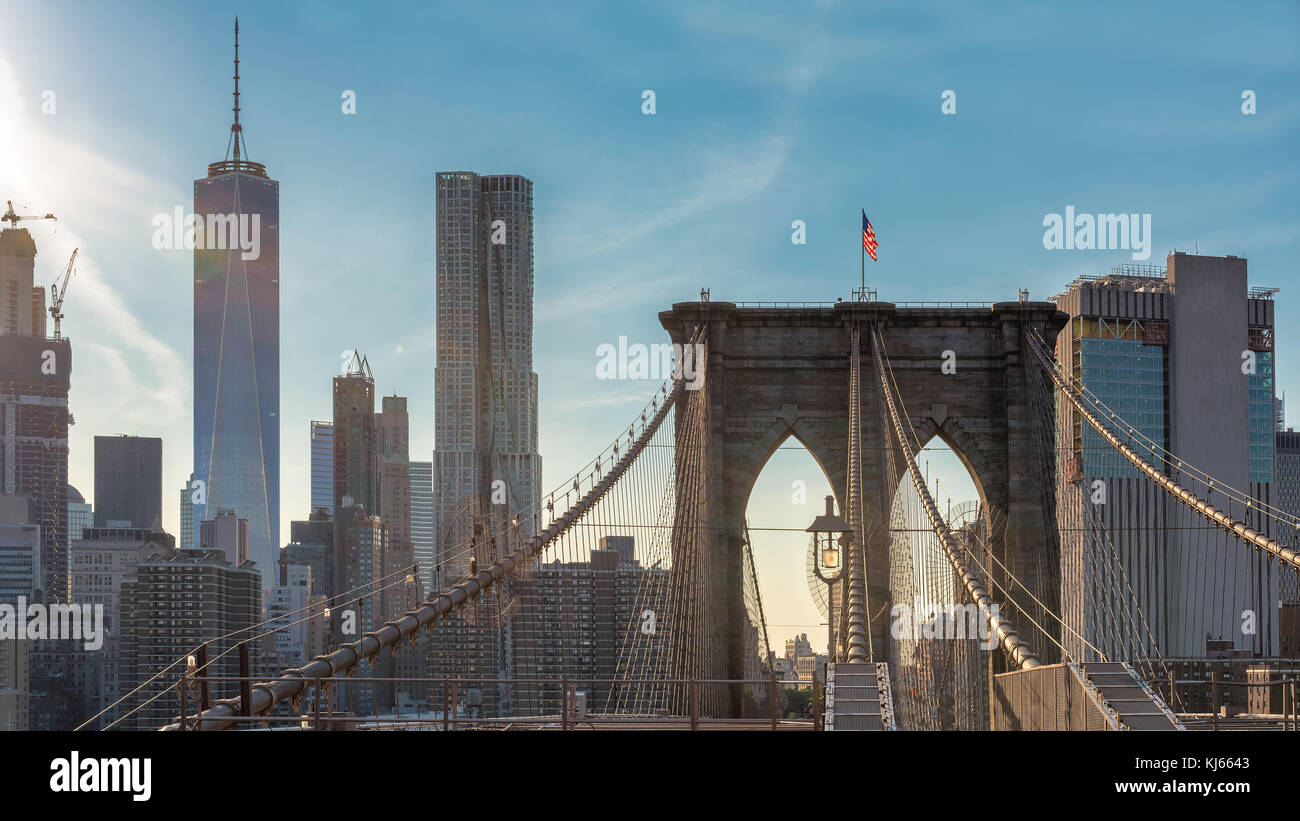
[862,210,878,261]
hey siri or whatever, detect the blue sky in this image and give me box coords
[1,0,1296,651]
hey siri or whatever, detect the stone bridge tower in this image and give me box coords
[659,299,1068,712]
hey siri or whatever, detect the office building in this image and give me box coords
[0,495,38,732]
[193,23,280,597]
[67,485,92,542]
[1052,254,1280,657]
[282,511,334,599]
[93,435,162,529]
[409,461,433,588]
[200,508,251,570]
[267,564,325,666]
[179,473,200,550]
[310,421,334,516]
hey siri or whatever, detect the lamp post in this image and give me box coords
[807,495,851,666]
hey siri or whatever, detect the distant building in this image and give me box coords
[1246,664,1298,715]
[409,461,433,588]
[0,500,41,727]
[433,171,541,582]
[93,435,162,529]
[785,633,813,663]
[267,564,325,666]
[0,225,50,337]
[67,524,174,729]
[598,535,635,566]
[179,473,200,550]
[1279,431,1300,602]
[0,331,71,602]
[192,23,280,598]
[0,495,40,603]
[376,395,418,619]
[200,508,251,570]
[66,485,92,541]
[120,547,261,730]
[508,544,670,715]
[282,512,334,599]
[331,502,385,715]
[1052,254,1281,657]
[1281,601,1300,660]
[0,637,27,731]
[334,354,377,513]
[795,654,828,689]
[310,421,334,516]
[432,171,542,703]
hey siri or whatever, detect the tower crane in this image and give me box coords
[50,248,77,341]
[2,200,57,228]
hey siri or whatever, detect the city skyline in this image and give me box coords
[1,2,1297,652]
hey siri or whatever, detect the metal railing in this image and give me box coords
[1143,674,1299,731]
[172,674,813,731]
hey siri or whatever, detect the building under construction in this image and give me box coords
[0,224,72,603]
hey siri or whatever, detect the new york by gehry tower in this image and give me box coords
[193,19,280,594]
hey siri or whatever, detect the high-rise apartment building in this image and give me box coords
[93,435,162,529]
[431,171,542,710]
[193,23,279,596]
[310,421,334,516]
[67,524,173,729]
[120,547,261,730]
[1053,254,1280,658]
[433,171,541,585]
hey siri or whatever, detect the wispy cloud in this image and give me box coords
[0,49,188,493]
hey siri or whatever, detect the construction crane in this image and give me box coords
[49,248,77,341]
[2,200,57,228]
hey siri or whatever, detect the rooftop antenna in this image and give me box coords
[228,17,245,163]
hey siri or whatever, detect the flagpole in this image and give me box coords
[860,210,865,299]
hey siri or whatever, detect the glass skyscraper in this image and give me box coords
[409,460,433,586]
[193,23,279,594]
[310,421,334,516]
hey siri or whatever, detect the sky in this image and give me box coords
[1,0,1297,653]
